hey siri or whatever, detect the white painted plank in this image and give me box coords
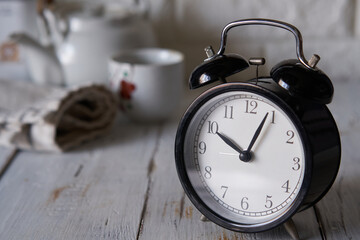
[0,147,17,178]
[292,209,323,240]
[138,121,322,239]
[0,120,160,240]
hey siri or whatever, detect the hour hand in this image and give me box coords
[216,132,244,155]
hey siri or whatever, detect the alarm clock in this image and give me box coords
[174,19,341,233]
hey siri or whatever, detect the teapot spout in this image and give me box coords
[10,33,64,86]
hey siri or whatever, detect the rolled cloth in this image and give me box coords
[0,79,117,152]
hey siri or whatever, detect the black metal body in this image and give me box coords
[174,79,341,232]
[189,54,249,89]
[270,59,334,104]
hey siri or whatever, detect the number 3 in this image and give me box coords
[292,157,300,171]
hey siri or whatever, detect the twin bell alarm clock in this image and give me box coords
[174,19,341,233]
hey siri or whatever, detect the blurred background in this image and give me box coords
[0,0,358,86]
[150,0,359,84]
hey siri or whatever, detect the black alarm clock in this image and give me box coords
[174,19,341,234]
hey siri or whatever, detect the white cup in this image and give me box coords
[109,48,184,122]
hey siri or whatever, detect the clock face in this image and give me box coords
[181,85,306,227]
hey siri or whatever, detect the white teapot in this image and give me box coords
[10,2,157,86]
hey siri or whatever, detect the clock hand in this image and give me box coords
[216,132,253,162]
[216,132,244,155]
[245,112,269,154]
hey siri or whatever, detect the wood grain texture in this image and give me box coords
[0,120,161,240]
[0,80,358,239]
[137,121,322,240]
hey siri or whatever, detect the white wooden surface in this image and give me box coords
[0,80,359,240]
[0,147,17,180]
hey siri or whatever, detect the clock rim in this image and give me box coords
[175,82,313,233]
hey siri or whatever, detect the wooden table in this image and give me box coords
[0,81,359,240]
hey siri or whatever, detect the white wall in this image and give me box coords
[146,0,359,83]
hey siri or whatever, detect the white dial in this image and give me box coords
[184,90,305,224]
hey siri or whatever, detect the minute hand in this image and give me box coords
[246,112,269,152]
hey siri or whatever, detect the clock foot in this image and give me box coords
[284,218,300,240]
[200,214,209,222]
